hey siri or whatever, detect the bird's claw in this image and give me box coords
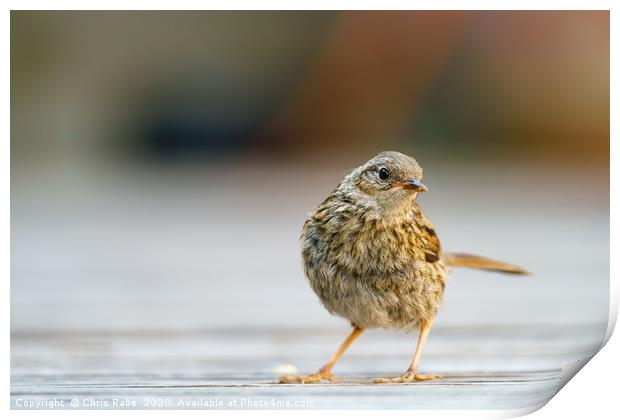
[373,372,441,384]
[278,372,338,384]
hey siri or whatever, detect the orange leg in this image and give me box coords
[279,326,364,384]
[374,319,441,383]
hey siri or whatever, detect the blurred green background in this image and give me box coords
[11,11,609,333]
[12,11,609,166]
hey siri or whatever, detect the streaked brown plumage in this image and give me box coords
[279,151,527,384]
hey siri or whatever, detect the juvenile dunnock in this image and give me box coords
[280,151,527,384]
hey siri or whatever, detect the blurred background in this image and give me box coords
[11,11,609,335]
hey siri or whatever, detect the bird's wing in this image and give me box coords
[414,211,441,263]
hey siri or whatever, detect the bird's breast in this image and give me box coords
[301,211,429,281]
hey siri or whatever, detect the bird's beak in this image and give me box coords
[392,178,429,192]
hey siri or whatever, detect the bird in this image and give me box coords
[279,151,528,384]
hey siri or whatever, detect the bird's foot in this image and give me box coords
[278,371,338,384]
[373,372,441,384]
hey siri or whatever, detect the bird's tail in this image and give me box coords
[442,253,529,275]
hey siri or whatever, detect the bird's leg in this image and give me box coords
[279,326,364,384]
[402,318,440,381]
[374,319,441,383]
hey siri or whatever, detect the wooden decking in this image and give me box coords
[11,324,604,410]
[10,164,609,410]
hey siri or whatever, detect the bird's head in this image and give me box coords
[340,151,427,216]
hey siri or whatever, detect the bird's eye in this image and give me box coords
[378,168,390,180]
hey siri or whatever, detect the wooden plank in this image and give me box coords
[11,324,602,409]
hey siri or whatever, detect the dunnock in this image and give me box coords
[279,151,527,384]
